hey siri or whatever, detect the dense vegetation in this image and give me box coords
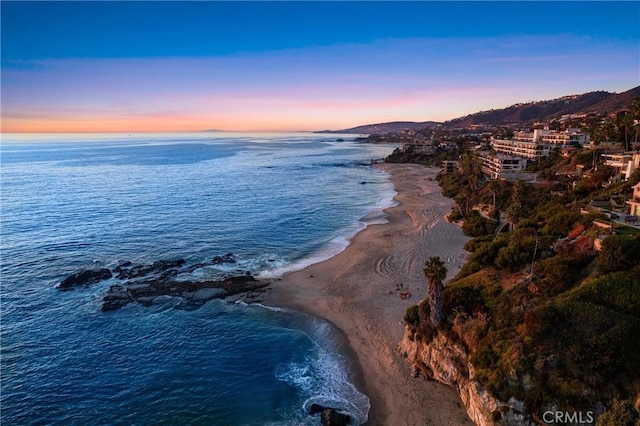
[384,145,459,166]
[404,156,640,423]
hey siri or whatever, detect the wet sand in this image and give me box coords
[262,163,473,425]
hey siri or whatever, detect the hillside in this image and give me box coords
[317,121,440,135]
[398,158,640,424]
[444,86,640,128]
[323,86,639,134]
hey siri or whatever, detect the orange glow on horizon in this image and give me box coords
[2,106,432,133]
[0,116,347,134]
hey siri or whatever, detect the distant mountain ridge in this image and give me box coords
[317,121,440,135]
[325,86,639,134]
[445,86,640,128]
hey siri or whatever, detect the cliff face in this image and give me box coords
[398,328,533,426]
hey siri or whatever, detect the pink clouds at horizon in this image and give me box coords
[2,36,638,133]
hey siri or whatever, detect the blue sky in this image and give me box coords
[2,1,639,132]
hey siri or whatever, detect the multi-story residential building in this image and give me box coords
[538,128,590,146]
[441,160,459,174]
[603,152,640,181]
[587,140,621,150]
[491,128,590,162]
[479,152,531,180]
[626,182,640,216]
[491,137,550,161]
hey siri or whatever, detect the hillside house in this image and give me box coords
[626,182,640,216]
[441,160,459,174]
[479,152,534,181]
[491,128,590,163]
[603,152,640,181]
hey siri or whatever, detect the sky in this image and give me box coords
[1,1,639,133]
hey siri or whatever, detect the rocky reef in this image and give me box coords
[308,404,351,426]
[102,275,267,312]
[59,268,113,289]
[58,254,268,311]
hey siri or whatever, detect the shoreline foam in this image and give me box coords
[257,170,397,279]
[262,163,473,425]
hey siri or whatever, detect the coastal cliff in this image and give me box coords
[398,327,532,426]
[393,139,640,426]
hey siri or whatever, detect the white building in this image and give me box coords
[491,129,590,162]
[538,128,590,146]
[491,137,550,161]
[479,153,531,180]
[602,152,640,181]
[441,160,459,174]
[627,182,640,216]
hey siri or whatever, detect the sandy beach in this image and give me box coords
[261,163,473,425]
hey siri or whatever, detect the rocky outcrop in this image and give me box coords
[211,253,237,265]
[308,404,352,426]
[59,253,269,312]
[115,259,186,280]
[102,275,267,312]
[59,268,112,289]
[398,329,533,426]
[60,254,245,290]
[320,408,350,426]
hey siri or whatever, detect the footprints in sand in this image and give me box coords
[372,165,472,297]
[374,246,428,284]
[405,208,441,236]
[375,211,469,286]
[375,256,401,279]
[420,208,440,234]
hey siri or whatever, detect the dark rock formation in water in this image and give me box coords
[102,275,267,312]
[308,404,326,415]
[211,253,236,265]
[59,269,112,289]
[320,408,350,426]
[308,404,351,426]
[60,254,266,311]
[115,259,186,280]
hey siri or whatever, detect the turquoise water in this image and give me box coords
[0,132,396,425]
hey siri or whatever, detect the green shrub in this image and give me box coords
[568,271,640,317]
[442,285,485,316]
[536,255,590,297]
[456,260,483,278]
[462,210,498,237]
[404,305,420,325]
[464,235,496,253]
[473,346,499,368]
[596,399,640,426]
[468,235,509,267]
[448,209,463,222]
[495,238,537,271]
[541,210,582,236]
[593,235,640,276]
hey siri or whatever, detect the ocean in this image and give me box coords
[0,132,397,425]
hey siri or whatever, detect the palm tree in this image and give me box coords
[506,180,526,230]
[423,256,447,328]
[615,110,633,151]
[487,179,502,219]
[459,152,482,189]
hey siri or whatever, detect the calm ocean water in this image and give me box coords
[0,132,396,425]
